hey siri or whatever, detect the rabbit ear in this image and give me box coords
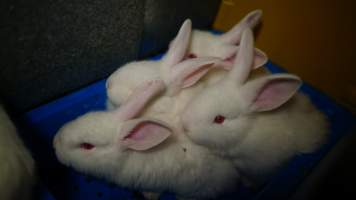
[120,119,172,151]
[162,19,192,67]
[220,47,268,70]
[253,48,268,68]
[167,57,220,95]
[220,9,262,44]
[240,74,302,112]
[228,28,254,85]
[115,80,165,120]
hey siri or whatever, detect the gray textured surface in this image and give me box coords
[0,0,221,113]
[0,0,144,112]
[140,0,221,57]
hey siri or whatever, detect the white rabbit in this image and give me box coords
[181,28,328,186]
[53,80,239,200]
[0,104,36,200]
[106,10,268,110]
[105,19,194,109]
[189,9,267,69]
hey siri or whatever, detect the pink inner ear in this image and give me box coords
[182,64,213,88]
[253,79,300,111]
[229,47,267,70]
[116,80,165,120]
[121,121,172,151]
[167,57,219,95]
[253,48,268,69]
[218,54,236,70]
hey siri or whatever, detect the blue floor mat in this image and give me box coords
[21,57,355,200]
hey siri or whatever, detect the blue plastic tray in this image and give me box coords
[21,55,355,200]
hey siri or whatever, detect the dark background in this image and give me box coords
[0,0,220,113]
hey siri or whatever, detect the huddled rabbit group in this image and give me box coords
[53,10,328,200]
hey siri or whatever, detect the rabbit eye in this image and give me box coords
[186,53,197,59]
[213,115,225,124]
[225,54,236,63]
[80,143,95,150]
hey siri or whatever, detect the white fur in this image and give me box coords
[182,90,328,184]
[190,30,231,59]
[106,10,267,110]
[106,61,160,108]
[106,18,191,109]
[53,111,239,200]
[181,29,328,185]
[189,9,266,63]
[0,105,36,200]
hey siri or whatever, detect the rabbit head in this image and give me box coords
[107,18,223,112]
[106,19,198,107]
[53,80,173,176]
[190,10,268,69]
[182,28,302,149]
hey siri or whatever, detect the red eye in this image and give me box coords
[80,143,95,150]
[213,115,225,124]
[225,54,236,63]
[187,53,197,59]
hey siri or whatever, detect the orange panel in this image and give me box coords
[213,0,356,112]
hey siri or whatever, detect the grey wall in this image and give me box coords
[140,0,221,57]
[0,0,221,113]
[0,0,144,112]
